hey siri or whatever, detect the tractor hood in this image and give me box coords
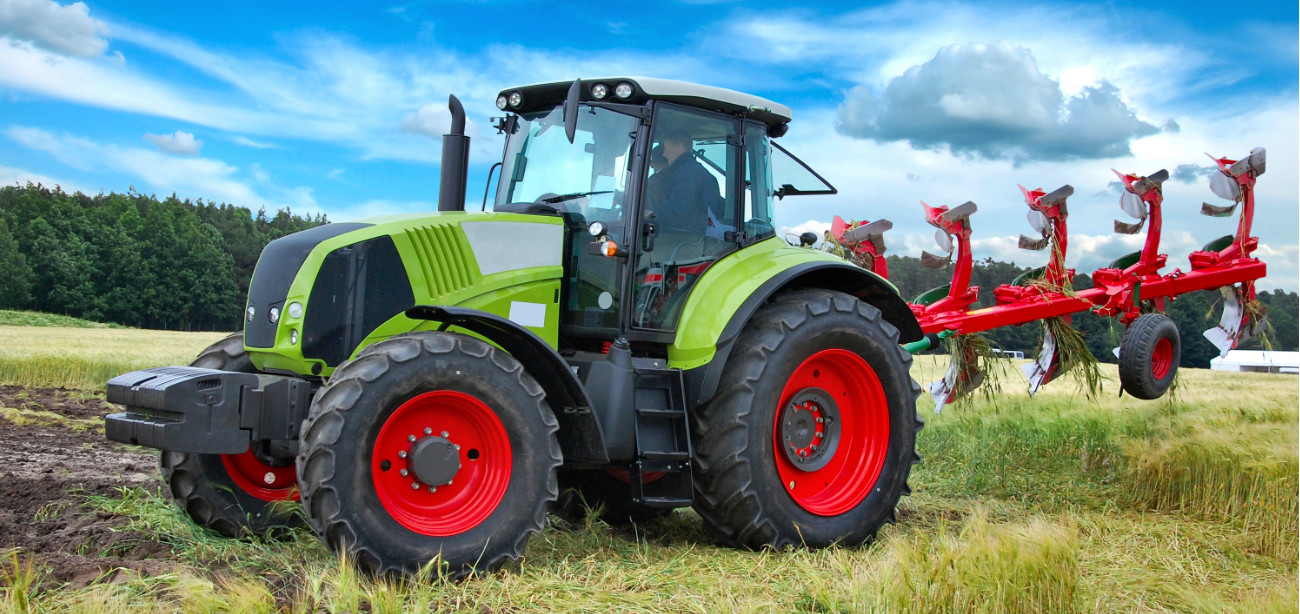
[244,211,565,376]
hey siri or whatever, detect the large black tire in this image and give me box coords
[1119,313,1180,400]
[160,333,302,538]
[692,289,922,549]
[297,332,561,578]
[556,469,672,526]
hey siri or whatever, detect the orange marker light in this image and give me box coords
[601,241,618,257]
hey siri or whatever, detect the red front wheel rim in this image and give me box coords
[1151,337,1173,380]
[221,450,299,502]
[773,349,889,516]
[371,391,512,536]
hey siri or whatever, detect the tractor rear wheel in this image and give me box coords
[692,289,922,549]
[160,333,301,538]
[1119,313,1181,399]
[297,331,561,578]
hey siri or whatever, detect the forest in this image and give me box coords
[0,183,1294,366]
[0,184,323,331]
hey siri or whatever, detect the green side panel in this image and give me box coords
[913,284,951,306]
[1012,266,1045,287]
[1109,250,1142,270]
[1203,234,1234,252]
[248,211,563,377]
[667,237,898,370]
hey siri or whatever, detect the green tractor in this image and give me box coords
[106,78,924,577]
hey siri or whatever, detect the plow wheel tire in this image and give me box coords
[692,289,922,549]
[297,332,561,578]
[160,333,301,538]
[556,470,672,526]
[1119,313,1181,400]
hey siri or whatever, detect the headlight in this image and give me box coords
[615,82,634,99]
[246,306,255,322]
[591,83,609,100]
[287,301,303,319]
[495,95,508,110]
[289,329,299,345]
[268,306,280,323]
[508,91,523,108]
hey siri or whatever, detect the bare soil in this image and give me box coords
[0,385,177,586]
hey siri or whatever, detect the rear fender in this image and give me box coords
[671,241,920,407]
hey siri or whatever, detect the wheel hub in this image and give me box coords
[779,388,839,472]
[408,435,461,487]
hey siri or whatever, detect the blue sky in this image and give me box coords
[1,0,1297,290]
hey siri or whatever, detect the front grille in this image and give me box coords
[302,236,414,366]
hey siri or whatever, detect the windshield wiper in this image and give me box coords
[540,190,613,204]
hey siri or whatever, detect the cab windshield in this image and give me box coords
[494,104,639,225]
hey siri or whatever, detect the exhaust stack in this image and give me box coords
[437,94,470,212]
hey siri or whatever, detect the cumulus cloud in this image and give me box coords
[836,42,1161,162]
[0,0,107,57]
[399,103,479,139]
[144,130,202,155]
[1172,163,1212,184]
[7,125,317,211]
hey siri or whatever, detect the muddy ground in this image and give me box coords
[0,385,178,586]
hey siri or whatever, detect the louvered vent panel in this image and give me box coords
[403,225,478,299]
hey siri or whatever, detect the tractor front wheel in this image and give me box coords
[297,332,561,578]
[692,289,921,549]
[1119,313,1181,400]
[160,333,301,538]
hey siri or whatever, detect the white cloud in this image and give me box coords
[0,0,107,57]
[837,43,1161,161]
[400,102,480,139]
[5,125,317,212]
[144,130,202,155]
[232,135,274,149]
[0,164,94,194]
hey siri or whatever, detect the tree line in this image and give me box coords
[0,183,1293,366]
[0,184,325,330]
[883,255,1298,368]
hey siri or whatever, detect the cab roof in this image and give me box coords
[497,77,793,129]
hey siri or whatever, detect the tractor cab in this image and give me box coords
[489,78,834,350]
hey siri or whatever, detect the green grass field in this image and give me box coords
[1,324,1296,613]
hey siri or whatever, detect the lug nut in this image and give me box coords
[263,472,276,485]
[399,469,408,477]
[799,450,807,457]
[810,444,818,451]
[411,482,421,490]
[398,450,407,458]
[428,486,437,493]
[424,427,432,435]
[408,434,416,443]
[441,431,450,438]
[816,417,824,424]
[815,432,823,439]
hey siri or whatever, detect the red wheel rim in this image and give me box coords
[371,391,511,536]
[221,450,299,502]
[1151,337,1173,380]
[773,349,889,516]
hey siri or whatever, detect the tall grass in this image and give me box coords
[1,345,1294,613]
[0,325,226,389]
[858,510,1081,613]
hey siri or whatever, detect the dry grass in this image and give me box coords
[0,325,226,389]
[0,333,1295,613]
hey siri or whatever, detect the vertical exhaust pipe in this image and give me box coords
[437,94,469,212]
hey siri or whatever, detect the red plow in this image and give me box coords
[827,148,1269,408]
